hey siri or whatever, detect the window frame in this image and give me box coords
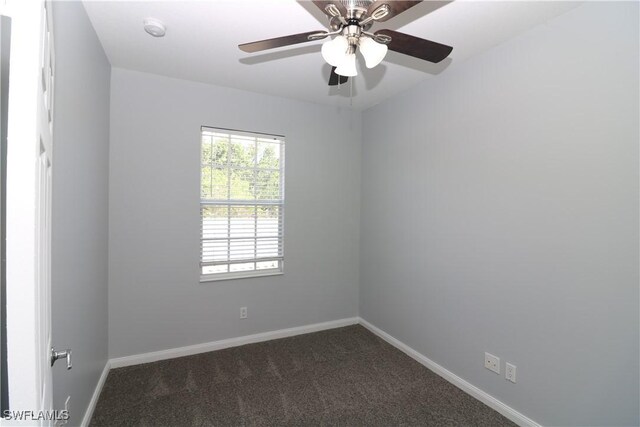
[199,126,285,282]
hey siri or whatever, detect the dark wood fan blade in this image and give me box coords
[312,1,348,18]
[375,29,452,63]
[328,66,348,86]
[366,1,422,22]
[239,31,321,53]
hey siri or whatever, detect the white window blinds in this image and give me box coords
[200,127,285,280]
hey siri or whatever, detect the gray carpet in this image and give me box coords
[90,325,516,426]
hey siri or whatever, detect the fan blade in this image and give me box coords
[328,66,348,86]
[239,31,322,53]
[366,1,422,22]
[312,1,348,19]
[375,29,452,63]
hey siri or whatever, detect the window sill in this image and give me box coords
[200,270,284,283]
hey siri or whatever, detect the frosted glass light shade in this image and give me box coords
[321,35,349,67]
[359,36,388,68]
[335,53,357,77]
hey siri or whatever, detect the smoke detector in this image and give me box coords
[143,18,166,37]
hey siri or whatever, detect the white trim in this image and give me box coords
[201,126,284,141]
[200,270,283,283]
[358,318,542,427]
[80,361,110,427]
[109,317,359,369]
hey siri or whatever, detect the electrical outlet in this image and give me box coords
[240,306,247,319]
[55,396,71,426]
[484,352,500,374]
[64,395,70,423]
[506,363,517,383]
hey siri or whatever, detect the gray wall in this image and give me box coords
[51,1,111,425]
[108,68,361,358]
[360,2,639,426]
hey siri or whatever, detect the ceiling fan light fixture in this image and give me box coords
[238,1,454,88]
[359,36,388,69]
[321,35,349,67]
[335,53,357,77]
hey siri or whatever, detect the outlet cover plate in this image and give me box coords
[506,362,517,383]
[485,352,500,374]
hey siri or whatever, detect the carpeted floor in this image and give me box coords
[90,325,516,426]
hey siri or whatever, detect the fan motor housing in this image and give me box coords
[329,0,375,31]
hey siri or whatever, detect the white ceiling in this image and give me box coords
[82,0,580,110]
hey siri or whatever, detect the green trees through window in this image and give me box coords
[201,134,282,214]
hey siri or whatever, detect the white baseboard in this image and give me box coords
[109,317,359,369]
[80,360,110,427]
[358,317,541,427]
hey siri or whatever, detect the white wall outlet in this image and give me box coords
[506,362,517,383]
[64,395,70,422]
[240,306,247,319]
[484,352,500,374]
[55,396,71,426]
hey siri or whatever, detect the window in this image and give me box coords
[200,127,284,281]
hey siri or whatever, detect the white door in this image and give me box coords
[3,0,56,423]
[36,0,55,421]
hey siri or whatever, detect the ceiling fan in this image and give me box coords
[239,0,453,86]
